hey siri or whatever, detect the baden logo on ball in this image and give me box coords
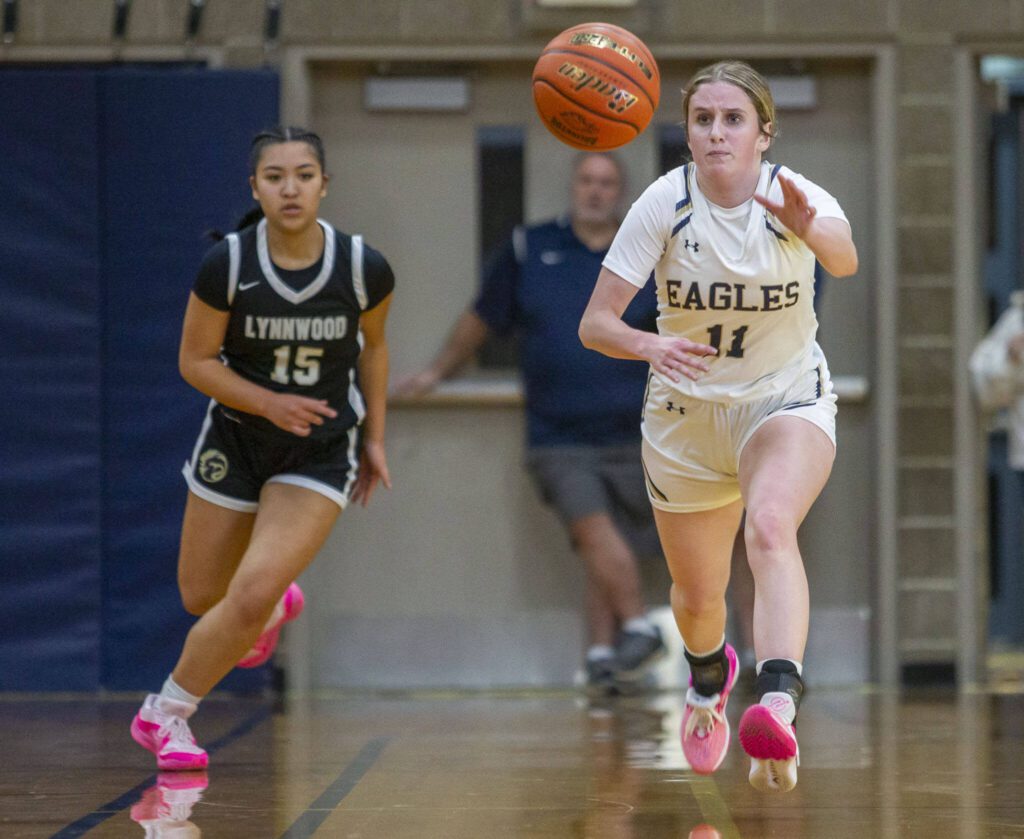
[532,22,660,151]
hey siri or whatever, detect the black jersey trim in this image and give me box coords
[641,455,670,502]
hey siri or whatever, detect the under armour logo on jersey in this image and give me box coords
[540,250,565,265]
[665,401,686,415]
[684,239,700,252]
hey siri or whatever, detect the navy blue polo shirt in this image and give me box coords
[474,217,658,448]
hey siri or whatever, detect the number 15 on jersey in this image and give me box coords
[271,345,323,385]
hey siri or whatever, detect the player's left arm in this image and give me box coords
[755,173,858,277]
[352,292,393,506]
[800,216,858,278]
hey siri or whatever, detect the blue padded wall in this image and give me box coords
[97,67,278,691]
[0,66,278,690]
[0,70,104,689]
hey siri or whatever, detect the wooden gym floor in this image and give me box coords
[2,683,1023,838]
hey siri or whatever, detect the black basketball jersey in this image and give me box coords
[192,218,395,441]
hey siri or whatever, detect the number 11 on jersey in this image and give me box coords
[707,324,748,358]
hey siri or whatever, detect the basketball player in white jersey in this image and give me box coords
[579,61,857,791]
[130,127,395,771]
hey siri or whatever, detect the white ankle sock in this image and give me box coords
[622,616,658,637]
[159,675,203,708]
[586,645,615,662]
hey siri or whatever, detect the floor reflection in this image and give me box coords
[688,825,723,839]
[11,688,1024,837]
[130,771,207,838]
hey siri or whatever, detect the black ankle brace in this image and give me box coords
[684,644,728,697]
[755,659,805,707]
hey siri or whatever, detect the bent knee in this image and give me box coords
[671,583,725,618]
[179,584,224,617]
[222,579,284,628]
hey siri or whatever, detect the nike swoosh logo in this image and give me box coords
[238,281,259,291]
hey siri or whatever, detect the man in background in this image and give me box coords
[395,153,664,694]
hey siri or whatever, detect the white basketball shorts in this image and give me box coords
[640,351,838,513]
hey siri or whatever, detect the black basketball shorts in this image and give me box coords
[182,402,360,512]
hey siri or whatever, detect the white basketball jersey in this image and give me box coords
[604,161,848,404]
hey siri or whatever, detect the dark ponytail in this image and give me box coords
[206,206,265,242]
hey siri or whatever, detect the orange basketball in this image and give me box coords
[532,22,660,151]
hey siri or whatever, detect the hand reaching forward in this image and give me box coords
[754,173,816,239]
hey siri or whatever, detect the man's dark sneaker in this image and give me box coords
[585,656,619,696]
[614,627,667,682]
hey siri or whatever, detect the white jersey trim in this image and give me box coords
[182,464,259,513]
[351,233,368,310]
[348,365,367,424]
[256,217,336,305]
[226,233,241,306]
[266,475,350,510]
[267,425,359,509]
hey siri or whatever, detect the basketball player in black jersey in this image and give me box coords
[131,127,395,771]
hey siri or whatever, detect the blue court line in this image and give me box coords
[278,736,391,838]
[50,704,273,839]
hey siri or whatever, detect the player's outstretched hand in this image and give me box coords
[754,174,817,239]
[264,393,338,437]
[642,334,717,383]
[351,440,391,507]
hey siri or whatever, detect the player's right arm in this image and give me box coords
[580,174,715,382]
[178,292,336,437]
[579,268,715,383]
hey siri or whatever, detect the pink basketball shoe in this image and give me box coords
[237,582,305,668]
[738,700,800,792]
[681,643,739,775]
[130,695,208,771]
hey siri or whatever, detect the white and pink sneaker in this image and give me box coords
[739,698,800,792]
[130,695,208,771]
[681,643,739,775]
[237,582,305,669]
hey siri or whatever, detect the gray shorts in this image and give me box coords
[525,443,659,557]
